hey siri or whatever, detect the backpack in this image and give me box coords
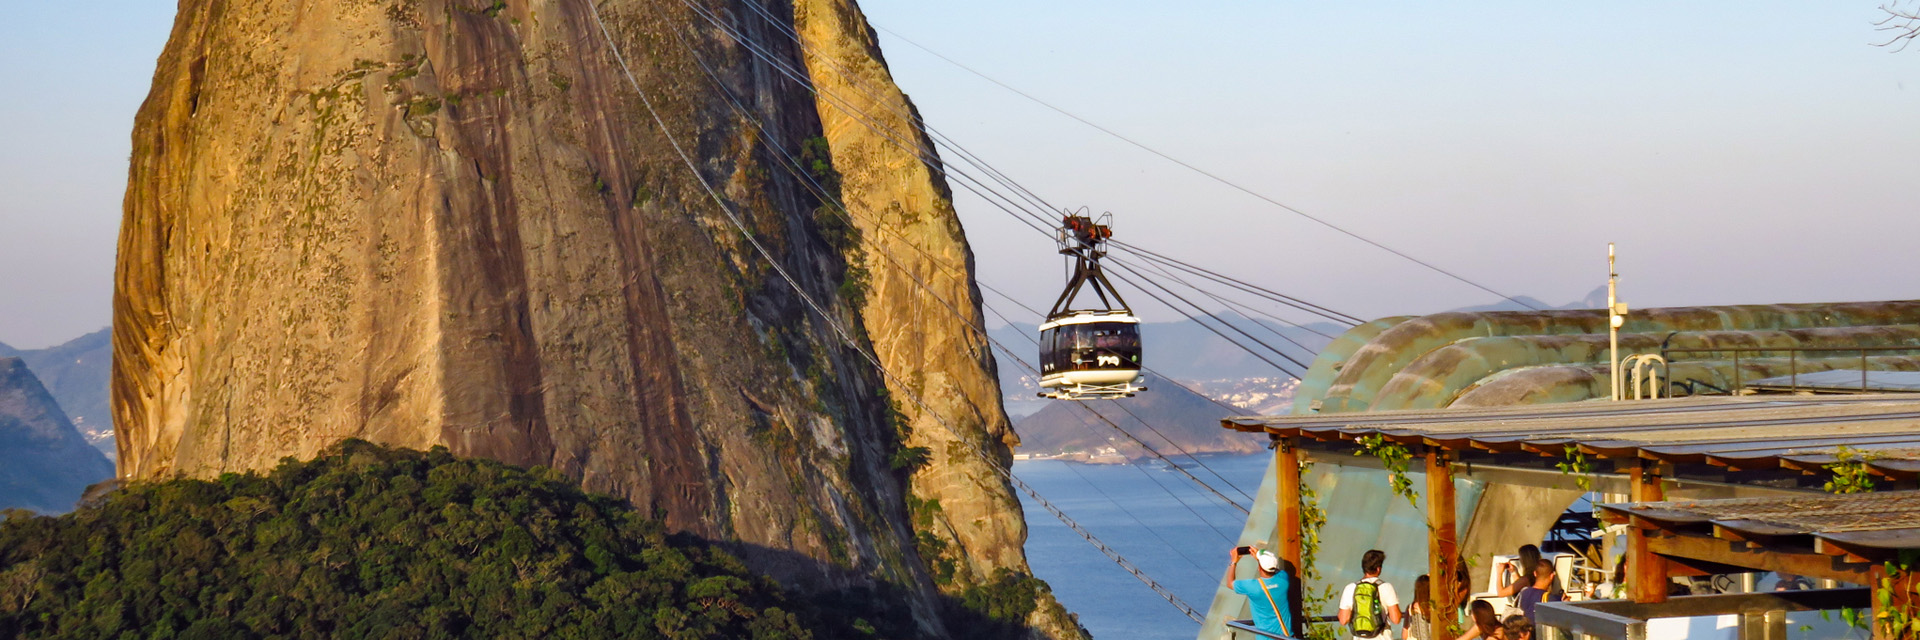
[1351,579,1388,638]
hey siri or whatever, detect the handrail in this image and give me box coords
[1657,344,1920,395]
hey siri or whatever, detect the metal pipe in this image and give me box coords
[1608,244,1620,401]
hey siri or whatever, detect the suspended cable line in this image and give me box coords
[1111,241,1364,327]
[1113,253,1327,358]
[663,0,1247,522]
[720,0,1374,352]
[591,0,1204,621]
[870,24,1542,312]
[982,303,1256,506]
[665,0,1280,519]
[1107,266,1310,377]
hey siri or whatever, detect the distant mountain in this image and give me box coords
[987,318,1338,389]
[0,357,115,514]
[0,328,112,457]
[1448,285,1608,313]
[1012,372,1267,458]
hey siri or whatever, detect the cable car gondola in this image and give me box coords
[1038,212,1145,400]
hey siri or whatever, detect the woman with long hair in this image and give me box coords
[1469,600,1502,639]
[1494,544,1542,598]
[1405,574,1432,640]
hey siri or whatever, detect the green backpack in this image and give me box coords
[1351,580,1388,638]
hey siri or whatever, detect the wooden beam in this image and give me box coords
[1275,437,1303,571]
[1627,459,1671,604]
[1645,532,1871,585]
[1427,446,1458,640]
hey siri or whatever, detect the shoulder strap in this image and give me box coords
[1255,575,1284,628]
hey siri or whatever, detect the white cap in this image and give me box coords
[1256,550,1281,572]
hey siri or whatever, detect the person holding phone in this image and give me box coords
[1231,546,1296,637]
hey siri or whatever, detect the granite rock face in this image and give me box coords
[791,2,1081,636]
[0,358,115,514]
[115,0,1059,634]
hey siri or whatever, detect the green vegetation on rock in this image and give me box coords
[0,440,906,639]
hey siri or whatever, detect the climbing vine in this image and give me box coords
[1356,434,1419,508]
[1875,551,1920,639]
[1295,458,1342,640]
[1818,446,1916,638]
[1554,444,1596,492]
[1824,446,1879,494]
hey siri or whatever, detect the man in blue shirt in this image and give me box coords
[1231,547,1296,637]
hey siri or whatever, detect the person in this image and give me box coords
[1467,600,1501,640]
[1339,549,1402,639]
[1516,559,1564,622]
[1502,614,1533,640]
[1404,574,1431,640]
[1230,546,1296,637]
[1494,544,1542,598]
[1775,572,1814,591]
[1588,560,1625,600]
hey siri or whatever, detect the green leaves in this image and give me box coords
[0,440,856,639]
[1356,435,1419,508]
[1824,446,1879,495]
[1554,445,1595,492]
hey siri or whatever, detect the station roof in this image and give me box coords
[1223,394,1920,478]
[1597,490,1920,553]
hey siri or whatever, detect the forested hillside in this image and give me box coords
[0,441,1044,639]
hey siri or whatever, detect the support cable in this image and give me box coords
[871,24,1543,311]
[666,18,1252,522]
[585,0,1204,622]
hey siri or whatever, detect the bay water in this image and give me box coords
[1015,454,1269,640]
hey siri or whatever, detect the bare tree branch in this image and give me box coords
[1876,2,1920,52]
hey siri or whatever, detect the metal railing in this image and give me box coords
[1658,345,1920,395]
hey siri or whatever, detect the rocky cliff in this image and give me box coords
[789,1,1080,636]
[0,358,115,514]
[115,0,1067,636]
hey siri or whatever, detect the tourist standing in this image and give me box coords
[1404,574,1431,640]
[1338,549,1402,639]
[1516,559,1564,622]
[1229,546,1297,637]
[1493,544,1542,598]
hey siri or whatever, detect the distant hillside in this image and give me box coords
[0,328,113,457]
[0,358,114,514]
[0,440,986,639]
[988,319,1336,388]
[1012,372,1267,458]
[990,318,1333,420]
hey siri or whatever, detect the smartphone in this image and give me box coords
[1236,546,1253,555]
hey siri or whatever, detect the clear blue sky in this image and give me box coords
[2,1,1916,346]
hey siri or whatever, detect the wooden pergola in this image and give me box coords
[1224,395,1920,640]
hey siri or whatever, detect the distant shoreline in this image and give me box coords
[1012,449,1265,465]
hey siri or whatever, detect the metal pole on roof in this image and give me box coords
[1608,244,1625,401]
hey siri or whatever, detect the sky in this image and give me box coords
[1,2,1916,347]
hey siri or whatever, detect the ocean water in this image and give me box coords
[1015,454,1270,640]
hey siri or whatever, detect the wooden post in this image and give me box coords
[1427,446,1458,640]
[1627,459,1670,604]
[1276,436,1303,571]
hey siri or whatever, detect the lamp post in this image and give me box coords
[1608,244,1628,401]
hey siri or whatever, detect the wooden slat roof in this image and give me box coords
[1597,490,1920,551]
[1223,394,1920,477]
